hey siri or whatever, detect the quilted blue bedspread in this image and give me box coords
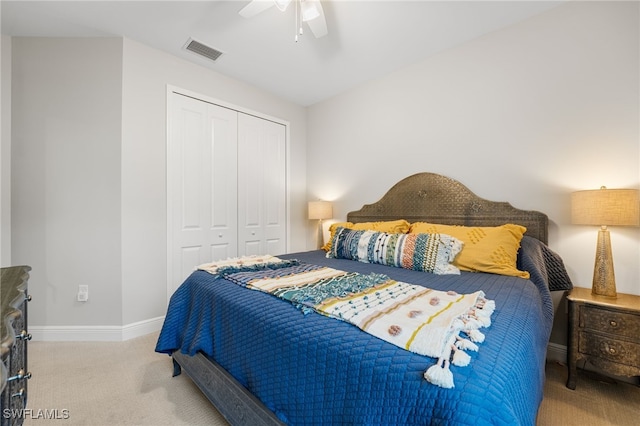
[156,237,571,425]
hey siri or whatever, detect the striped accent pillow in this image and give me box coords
[326,227,463,275]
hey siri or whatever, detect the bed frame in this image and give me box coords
[171,172,549,425]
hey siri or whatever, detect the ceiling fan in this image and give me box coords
[239,0,328,40]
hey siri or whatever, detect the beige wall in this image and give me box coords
[10,36,308,333]
[307,1,640,298]
[11,37,124,328]
[1,35,12,267]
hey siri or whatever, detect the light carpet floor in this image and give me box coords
[21,332,639,425]
[23,332,226,426]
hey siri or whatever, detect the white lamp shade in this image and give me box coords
[308,201,333,220]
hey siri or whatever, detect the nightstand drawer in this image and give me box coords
[581,305,640,340]
[578,331,640,367]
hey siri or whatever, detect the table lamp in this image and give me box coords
[571,187,640,298]
[308,201,333,249]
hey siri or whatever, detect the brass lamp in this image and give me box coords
[308,201,333,249]
[571,187,640,298]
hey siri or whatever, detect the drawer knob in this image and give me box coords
[15,330,32,341]
[609,320,618,327]
[7,369,32,382]
[599,341,624,358]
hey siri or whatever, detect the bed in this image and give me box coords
[156,172,572,426]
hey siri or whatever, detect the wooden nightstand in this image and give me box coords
[566,287,640,390]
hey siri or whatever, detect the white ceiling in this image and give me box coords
[1,0,565,106]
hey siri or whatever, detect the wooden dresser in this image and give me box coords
[1,266,32,426]
[566,286,640,390]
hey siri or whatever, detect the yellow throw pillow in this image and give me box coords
[409,222,529,279]
[322,219,410,251]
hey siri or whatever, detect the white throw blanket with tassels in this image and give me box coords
[316,280,494,389]
[198,256,495,389]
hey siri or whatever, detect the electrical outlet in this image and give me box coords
[77,285,89,302]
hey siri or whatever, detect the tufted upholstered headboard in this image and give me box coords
[346,172,548,244]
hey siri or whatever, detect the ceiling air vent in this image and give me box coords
[184,38,223,62]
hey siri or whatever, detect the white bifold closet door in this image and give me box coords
[169,94,238,292]
[237,113,287,256]
[168,92,287,296]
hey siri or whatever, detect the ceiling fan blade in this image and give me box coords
[304,0,328,38]
[239,0,275,19]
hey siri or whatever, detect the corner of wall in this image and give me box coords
[1,35,12,267]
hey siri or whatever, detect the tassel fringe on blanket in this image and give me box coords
[198,256,495,389]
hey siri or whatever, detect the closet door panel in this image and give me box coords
[239,120,263,242]
[238,113,286,256]
[262,121,287,254]
[242,240,263,257]
[209,103,238,259]
[169,93,237,295]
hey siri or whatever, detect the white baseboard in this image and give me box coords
[122,316,165,340]
[546,342,567,364]
[29,316,165,342]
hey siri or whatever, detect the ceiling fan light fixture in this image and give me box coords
[301,1,320,22]
[239,0,328,39]
[274,0,292,12]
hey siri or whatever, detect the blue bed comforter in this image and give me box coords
[156,237,571,425]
